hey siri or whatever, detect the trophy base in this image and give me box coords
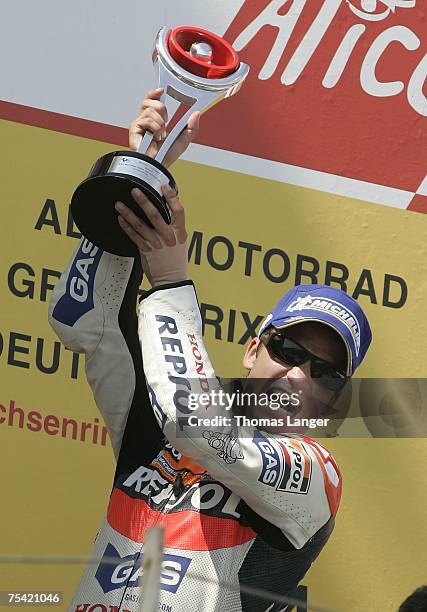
[71,151,177,256]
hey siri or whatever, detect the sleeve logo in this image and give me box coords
[253,432,312,495]
[52,239,102,327]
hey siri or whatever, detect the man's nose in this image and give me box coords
[285,361,311,386]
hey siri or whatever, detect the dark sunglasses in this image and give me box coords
[260,327,348,392]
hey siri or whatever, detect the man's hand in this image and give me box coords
[129,88,200,168]
[115,186,188,287]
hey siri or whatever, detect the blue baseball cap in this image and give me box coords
[258,284,372,376]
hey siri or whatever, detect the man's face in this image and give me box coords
[242,322,348,434]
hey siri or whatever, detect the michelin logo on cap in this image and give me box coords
[257,284,372,376]
[286,295,361,355]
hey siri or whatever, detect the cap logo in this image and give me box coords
[286,295,315,312]
[286,295,361,355]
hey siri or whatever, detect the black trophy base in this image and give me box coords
[71,151,177,256]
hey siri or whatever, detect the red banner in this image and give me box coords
[195,0,426,198]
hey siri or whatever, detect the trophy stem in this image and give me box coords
[155,100,204,164]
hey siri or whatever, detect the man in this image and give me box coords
[49,90,372,611]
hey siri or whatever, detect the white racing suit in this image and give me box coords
[49,237,342,612]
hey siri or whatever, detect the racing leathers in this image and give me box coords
[49,237,342,612]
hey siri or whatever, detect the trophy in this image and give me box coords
[70,26,249,256]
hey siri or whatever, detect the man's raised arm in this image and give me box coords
[48,89,199,459]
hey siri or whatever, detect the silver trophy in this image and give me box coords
[70,26,249,256]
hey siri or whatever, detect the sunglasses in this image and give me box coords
[260,327,348,392]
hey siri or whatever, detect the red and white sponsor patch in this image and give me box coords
[277,439,313,495]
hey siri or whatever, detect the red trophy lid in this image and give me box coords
[167,26,239,79]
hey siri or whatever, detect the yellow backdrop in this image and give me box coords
[1,118,427,611]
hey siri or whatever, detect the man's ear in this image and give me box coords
[243,337,261,370]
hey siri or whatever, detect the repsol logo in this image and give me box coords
[277,440,312,495]
[289,449,305,490]
[51,239,102,327]
[123,465,241,518]
[155,314,195,422]
[95,543,191,594]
